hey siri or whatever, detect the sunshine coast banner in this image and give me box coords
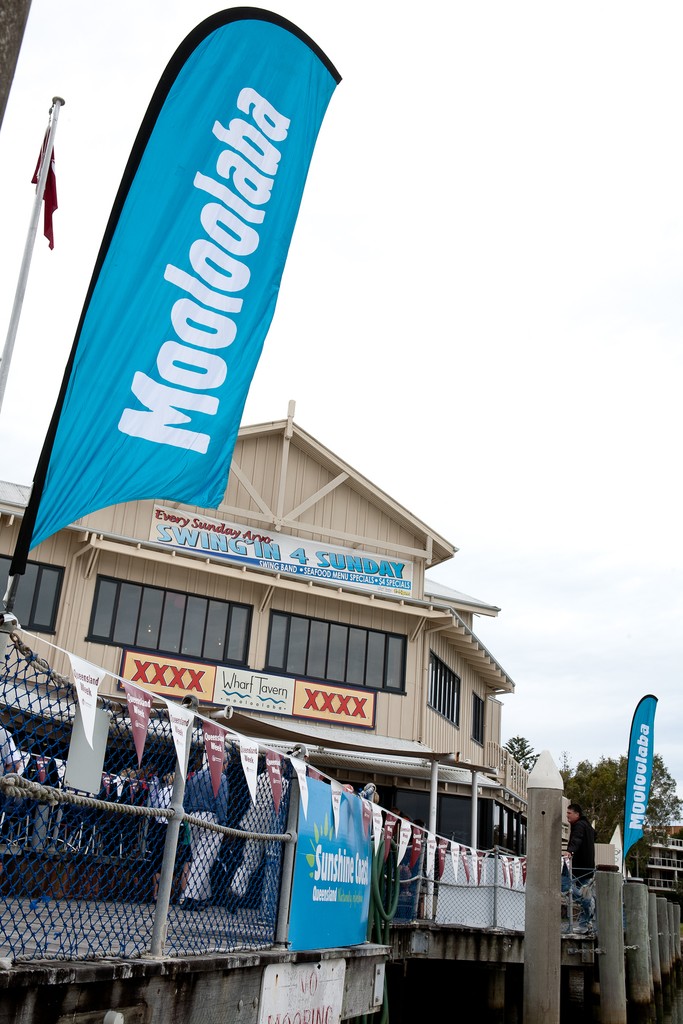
[623,693,658,864]
[10,9,340,576]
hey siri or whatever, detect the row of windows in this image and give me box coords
[6,561,407,693]
[266,611,405,690]
[4,562,487,738]
[428,651,486,744]
[88,578,252,665]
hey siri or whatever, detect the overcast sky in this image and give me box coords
[1,1,682,804]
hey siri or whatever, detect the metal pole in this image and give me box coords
[149,723,191,957]
[0,96,64,414]
[274,773,300,945]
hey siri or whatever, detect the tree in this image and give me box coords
[562,753,682,875]
[504,736,538,772]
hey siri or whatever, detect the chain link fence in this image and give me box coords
[0,633,292,960]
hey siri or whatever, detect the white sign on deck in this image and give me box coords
[259,960,346,1024]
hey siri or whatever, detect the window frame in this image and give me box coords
[0,555,63,634]
[472,692,485,745]
[265,610,406,692]
[428,651,460,726]
[87,575,252,666]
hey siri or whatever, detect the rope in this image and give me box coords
[0,774,292,842]
[7,631,73,692]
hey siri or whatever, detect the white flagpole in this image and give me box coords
[0,95,65,416]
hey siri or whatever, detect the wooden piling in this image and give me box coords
[657,897,671,987]
[655,897,671,991]
[595,866,626,1024]
[648,891,663,1021]
[624,879,655,1024]
[523,751,563,1024]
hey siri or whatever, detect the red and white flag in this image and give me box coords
[32,130,58,249]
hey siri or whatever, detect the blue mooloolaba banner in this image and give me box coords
[12,9,340,573]
[623,693,658,863]
[288,778,372,950]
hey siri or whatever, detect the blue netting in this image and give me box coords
[0,633,292,961]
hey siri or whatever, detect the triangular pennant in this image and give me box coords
[425,833,436,879]
[409,824,423,870]
[238,736,259,804]
[461,845,471,883]
[437,838,448,880]
[290,756,309,819]
[330,780,343,835]
[371,804,383,855]
[397,818,411,864]
[450,841,459,882]
[383,812,397,863]
[167,702,195,778]
[202,720,228,797]
[122,681,152,766]
[266,750,283,815]
[68,654,106,749]
[360,797,372,839]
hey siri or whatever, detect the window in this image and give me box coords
[428,652,460,725]
[0,556,63,633]
[88,576,251,665]
[472,693,485,745]
[266,611,406,691]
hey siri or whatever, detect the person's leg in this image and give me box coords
[573,870,594,927]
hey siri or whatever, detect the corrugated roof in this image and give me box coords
[424,577,500,616]
[0,481,30,507]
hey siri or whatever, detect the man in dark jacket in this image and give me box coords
[566,803,595,882]
[563,802,596,930]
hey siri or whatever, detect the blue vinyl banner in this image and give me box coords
[12,9,339,570]
[623,693,658,863]
[288,778,372,951]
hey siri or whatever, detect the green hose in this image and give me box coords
[351,839,402,1024]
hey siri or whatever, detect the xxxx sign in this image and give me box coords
[293,680,375,729]
[120,650,216,701]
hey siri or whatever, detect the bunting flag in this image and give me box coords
[10,9,340,575]
[32,129,58,249]
[330,779,343,834]
[122,681,153,766]
[360,797,372,839]
[460,846,471,883]
[513,858,522,888]
[290,756,309,819]
[371,804,383,855]
[239,735,259,803]
[449,842,459,882]
[409,824,423,870]
[266,749,283,814]
[425,833,436,879]
[167,703,195,777]
[397,818,411,864]
[67,654,106,748]
[383,812,397,862]
[202,720,229,796]
[436,838,449,880]
[623,694,658,864]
